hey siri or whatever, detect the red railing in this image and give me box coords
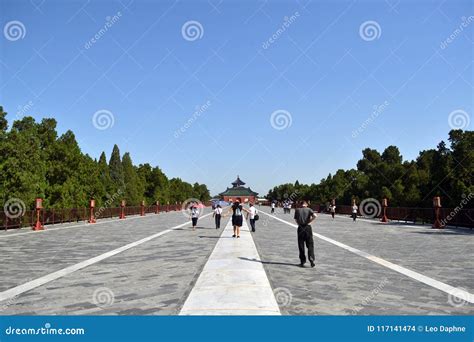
[323,205,473,228]
[1,203,210,231]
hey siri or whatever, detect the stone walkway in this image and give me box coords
[180,217,280,315]
[0,206,472,315]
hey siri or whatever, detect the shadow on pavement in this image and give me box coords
[239,257,300,267]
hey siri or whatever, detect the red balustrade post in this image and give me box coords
[141,200,145,216]
[432,196,444,228]
[88,199,96,224]
[33,198,44,231]
[120,200,126,219]
[381,198,388,223]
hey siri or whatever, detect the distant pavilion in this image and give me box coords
[219,176,258,203]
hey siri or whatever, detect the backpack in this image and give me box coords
[234,204,242,216]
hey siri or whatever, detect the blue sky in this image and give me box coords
[0,0,472,196]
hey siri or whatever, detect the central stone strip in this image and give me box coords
[179,217,281,315]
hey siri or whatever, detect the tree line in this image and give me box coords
[0,106,211,209]
[266,129,473,209]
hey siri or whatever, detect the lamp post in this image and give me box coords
[88,199,96,224]
[33,198,44,231]
[120,200,126,219]
[381,198,388,223]
[140,200,145,216]
[432,196,444,228]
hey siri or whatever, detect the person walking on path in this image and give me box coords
[225,199,250,238]
[330,204,336,219]
[190,203,200,230]
[271,201,276,214]
[294,201,316,268]
[213,204,223,229]
[247,203,259,232]
[351,203,358,222]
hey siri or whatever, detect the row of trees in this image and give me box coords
[266,129,473,208]
[0,106,211,209]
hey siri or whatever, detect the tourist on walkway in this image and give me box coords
[330,204,336,219]
[351,203,358,222]
[271,201,276,214]
[225,199,250,238]
[247,203,259,232]
[213,204,223,229]
[190,203,199,230]
[294,201,316,268]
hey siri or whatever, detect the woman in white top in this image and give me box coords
[213,204,223,229]
[190,204,199,230]
[247,203,259,232]
[351,204,358,222]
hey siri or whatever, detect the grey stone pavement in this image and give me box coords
[253,206,474,315]
[0,206,472,315]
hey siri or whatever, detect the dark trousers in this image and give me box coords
[331,212,335,219]
[271,208,275,213]
[297,225,315,264]
[352,213,357,221]
[249,219,256,232]
[192,218,198,227]
[215,214,221,229]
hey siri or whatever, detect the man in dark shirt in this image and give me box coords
[294,201,316,267]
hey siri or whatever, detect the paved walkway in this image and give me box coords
[180,218,280,315]
[0,206,472,315]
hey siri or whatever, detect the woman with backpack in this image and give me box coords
[225,199,250,238]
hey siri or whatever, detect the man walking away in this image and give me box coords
[294,201,316,268]
[247,203,258,232]
[271,201,275,214]
[213,204,223,229]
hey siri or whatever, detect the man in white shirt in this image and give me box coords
[247,203,258,232]
[213,204,223,229]
[271,202,275,214]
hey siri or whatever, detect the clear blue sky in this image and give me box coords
[0,0,472,196]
